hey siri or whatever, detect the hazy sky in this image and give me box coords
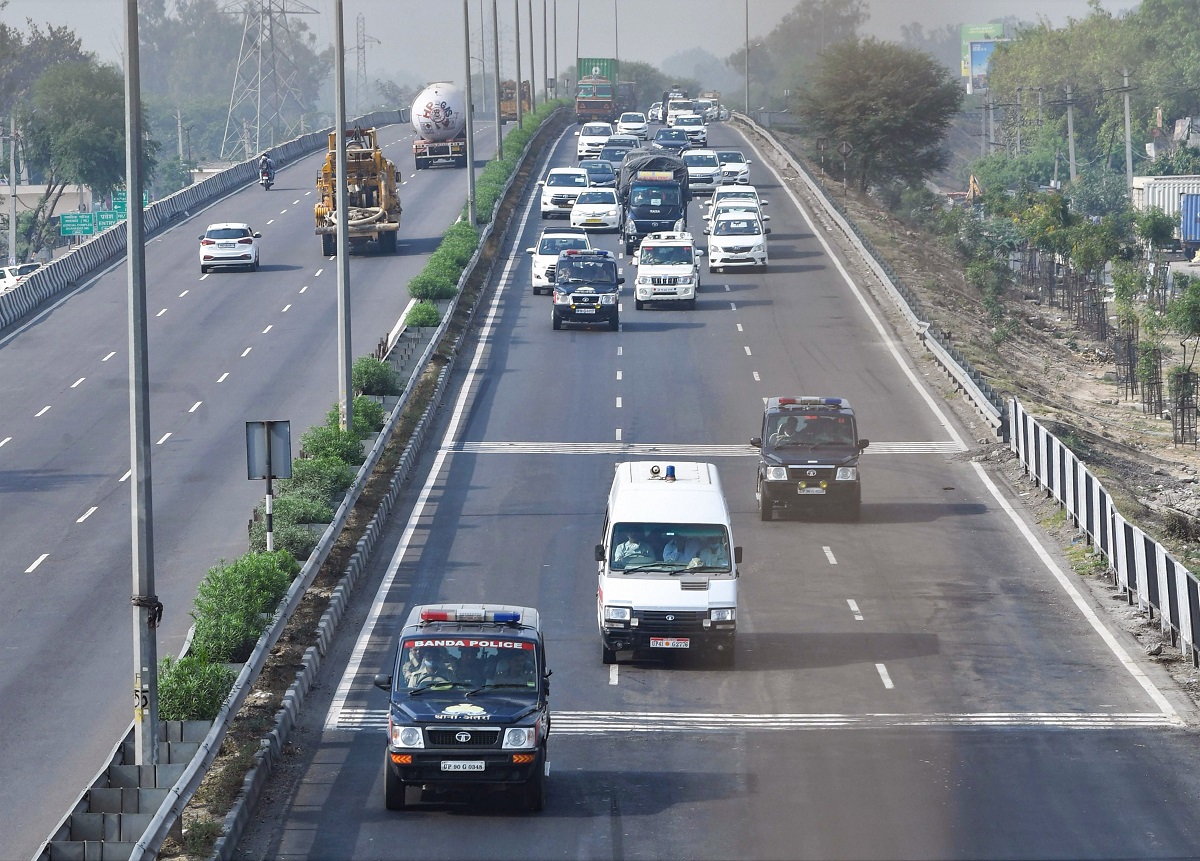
[1,0,1127,84]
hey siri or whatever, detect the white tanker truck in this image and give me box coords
[411,82,468,170]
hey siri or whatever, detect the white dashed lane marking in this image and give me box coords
[102,352,116,361]
[77,507,97,523]
[25,554,48,573]
[847,599,863,621]
[35,406,50,417]
[823,546,837,564]
[71,378,85,388]
[218,373,229,383]
[156,433,171,445]
[189,402,202,413]
[876,664,895,689]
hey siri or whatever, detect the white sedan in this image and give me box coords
[616,111,649,140]
[570,188,622,231]
[199,222,261,273]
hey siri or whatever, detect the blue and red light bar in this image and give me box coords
[420,608,523,624]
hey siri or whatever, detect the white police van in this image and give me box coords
[595,462,741,666]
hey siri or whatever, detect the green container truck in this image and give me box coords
[576,57,619,123]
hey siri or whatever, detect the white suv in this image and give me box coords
[706,212,769,273]
[525,227,591,295]
[537,167,590,219]
[576,122,614,160]
[631,231,704,310]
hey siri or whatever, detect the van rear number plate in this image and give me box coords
[798,487,825,495]
[650,637,690,649]
[442,761,485,772]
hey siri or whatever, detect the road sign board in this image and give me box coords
[112,190,127,213]
[837,140,853,157]
[59,212,95,236]
[96,210,123,230]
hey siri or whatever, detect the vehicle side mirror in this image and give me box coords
[695,249,705,257]
[197,235,204,241]
[750,437,762,448]
[537,180,545,187]
[764,228,771,235]
[762,215,771,221]
[858,439,870,451]
[617,276,625,284]
[373,673,392,691]
[574,131,581,136]
[253,232,262,238]
[525,248,535,254]
[594,544,605,562]
[746,160,753,165]
[761,200,769,206]
[734,546,743,564]
[703,227,710,235]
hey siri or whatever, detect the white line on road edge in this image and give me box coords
[876,664,894,689]
[970,461,1183,724]
[77,507,97,523]
[823,546,837,565]
[325,163,545,732]
[25,554,48,573]
[747,133,966,451]
[847,598,863,621]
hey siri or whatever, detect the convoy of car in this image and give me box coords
[0,261,41,291]
[371,99,862,816]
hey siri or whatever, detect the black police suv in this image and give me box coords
[374,603,551,811]
[750,397,869,521]
[551,248,623,331]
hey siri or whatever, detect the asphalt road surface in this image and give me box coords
[232,119,1196,859]
[0,119,508,858]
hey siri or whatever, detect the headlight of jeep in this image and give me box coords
[502,726,538,749]
[636,275,651,285]
[710,608,734,622]
[676,275,694,285]
[765,466,789,481]
[389,722,424,749]
[599,292,618,305]
[604,606,631,622]
[836,466,858,481]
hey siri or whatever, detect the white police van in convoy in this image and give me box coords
[595,462,741,666]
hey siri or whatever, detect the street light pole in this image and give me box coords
[492,0,502,158]
[480,0,488,116]
[527,0,536,111]
[123,0,160,768]
[464,0,476,226]
[334,0,352,434]
[8,113,16,265]
[553,0,558,98]
[744,0,750,115]
[542,0,548,103]
[514,0,523,126]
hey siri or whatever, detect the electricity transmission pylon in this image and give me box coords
[221,0,318,161]
[353,13,381,115]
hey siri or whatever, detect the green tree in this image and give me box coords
[19,59,159,258]
[1167,275,1200,372]
[797,37,963,192]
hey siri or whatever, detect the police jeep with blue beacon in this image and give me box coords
[751,397,869,521]
[551,248,623,331]
[374,604,551,811]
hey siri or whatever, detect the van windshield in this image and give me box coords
[609,523,732,572]
[630,184,682,207]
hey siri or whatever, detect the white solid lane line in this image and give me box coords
[25,554,48,573]
[847,599,863,621]
[71,378,85,388]
[77,507,97,523]
[876,664,895,689]
[823,546,837,565]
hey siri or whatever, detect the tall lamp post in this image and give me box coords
[492,0,502,157]
[463,0,476,225]
[514,0,523,126]
[744,0,750,115]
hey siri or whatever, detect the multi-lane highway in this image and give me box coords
[232,119,1200,860]
[0,118,507,858]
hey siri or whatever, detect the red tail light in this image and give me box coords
[238,237,254,245]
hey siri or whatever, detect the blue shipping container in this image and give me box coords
[1182,194,1200,244]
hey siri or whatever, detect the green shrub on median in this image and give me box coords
[190,552,300,663]
[353,356,400,396]
[157,655,237,722]
[405,300,440,327]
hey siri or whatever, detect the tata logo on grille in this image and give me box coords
[806,470,817,477]
[455,731,472,743]
[666,614,675,621]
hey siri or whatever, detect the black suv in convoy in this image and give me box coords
[551,248,623,331]
[750,397,869,521]
[374,603,551,811]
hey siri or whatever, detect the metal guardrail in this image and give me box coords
[735,113,1008,437]
[1,110,403,332]
[1009,398,1200,667]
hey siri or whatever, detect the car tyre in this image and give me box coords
[685,298,696,310]
[552,312,562,330]
[380,231,398,254]
[384,764,408,811]
[523,754,547,812]
[602,644,617,664]
[321,233,335,256]
[758,485,773,522]
[635,299,644,310]
[609,314,619,331]
[711,643,736,668]
[200,265,208,275]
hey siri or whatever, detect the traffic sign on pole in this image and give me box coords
[97,210,124,231]
[59,212,96,236]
